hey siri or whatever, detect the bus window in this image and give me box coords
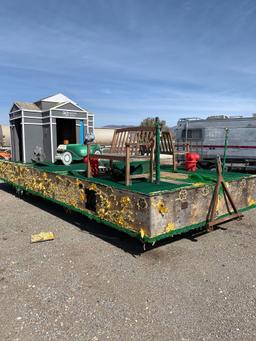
[182,129,202,140]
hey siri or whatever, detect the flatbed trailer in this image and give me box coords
[0,160,256,244]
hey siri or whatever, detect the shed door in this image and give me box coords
[56,118,76,145]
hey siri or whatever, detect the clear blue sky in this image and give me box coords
[1,0,256,127]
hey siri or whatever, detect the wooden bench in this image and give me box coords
[87,125,176,186]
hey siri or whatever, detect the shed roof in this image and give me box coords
[15,102,40,111]
[39,93,76,104]
[11,93,82,113]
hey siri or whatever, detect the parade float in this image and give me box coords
[1,117,256,244]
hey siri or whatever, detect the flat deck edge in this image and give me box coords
[1,176,255,244]
[5,160,256,196]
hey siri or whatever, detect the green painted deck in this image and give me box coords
[31,161,252,195]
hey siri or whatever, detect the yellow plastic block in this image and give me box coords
[31,232,55,243]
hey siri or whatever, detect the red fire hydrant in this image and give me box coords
[185,152,200,172]
[83,156,99,177]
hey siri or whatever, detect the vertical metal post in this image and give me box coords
[80,120,84,144]
[21,110,26,163]
[125,143,131,186]
[50,110,54,164]
[223,128,229,173]
[87,144,91,178]
[155,117,161,184]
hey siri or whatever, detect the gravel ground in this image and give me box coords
[0,182,256,341]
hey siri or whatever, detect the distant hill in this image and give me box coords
[102,125,135,128]
[102,124,176,131]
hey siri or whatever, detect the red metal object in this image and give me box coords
[0,150,11,160]
[83,156,99,177]
[185,152,200,171]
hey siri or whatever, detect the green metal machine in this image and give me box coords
[55,143,101,165]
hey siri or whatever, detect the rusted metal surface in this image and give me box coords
[148,175,256,238]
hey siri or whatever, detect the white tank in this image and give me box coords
[0,125,11,147]
[94,128,114,146]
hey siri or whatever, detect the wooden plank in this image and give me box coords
[115,126,155,133]
[110,131,118,153]
[91,153,153,161]
[90,154,125,161]
[170,134,177,170]
[166,133,172,153]
[137,130,143,155]
[160,172,188,179]
[131,131,137,155]
[130,173,150,179]
[162,131,171,153]
[115,131,122,153]
[120,131,127,154]
[161,132,168,153]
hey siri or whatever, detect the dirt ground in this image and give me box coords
[0,181,256,341]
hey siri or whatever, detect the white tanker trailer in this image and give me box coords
[175,114,256,170]
[0,125,11,148]
[94,128,114,147]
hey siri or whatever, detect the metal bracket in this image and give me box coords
[206,157,243,231]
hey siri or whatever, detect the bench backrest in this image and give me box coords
[110,127,175,154]
[110,126,155,155]
[160,130,175,155]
